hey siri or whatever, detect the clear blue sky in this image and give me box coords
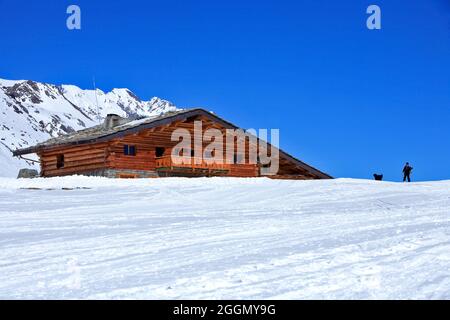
[1,0,449,181]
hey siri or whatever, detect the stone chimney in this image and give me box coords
[103,114,126,130]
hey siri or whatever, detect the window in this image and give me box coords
[123,145,136,156]
[155,147,165,157]
[56,154,64,169]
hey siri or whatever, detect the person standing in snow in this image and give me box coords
[403,162,413,182]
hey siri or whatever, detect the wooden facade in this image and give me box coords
[14,109,331,179]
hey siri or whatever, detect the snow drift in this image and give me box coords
[0,177,449,299]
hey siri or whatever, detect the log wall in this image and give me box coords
[38,116,316,179]
[39,143,108,177]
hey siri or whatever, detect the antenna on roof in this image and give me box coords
[92,76,101,124]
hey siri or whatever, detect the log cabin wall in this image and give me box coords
[39,143,108,177]
[37,115,318,179]
[106,136,156,172]
[105,116,259,178]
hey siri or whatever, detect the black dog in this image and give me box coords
[373,174,383,181]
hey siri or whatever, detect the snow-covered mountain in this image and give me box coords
[0,78,180,177]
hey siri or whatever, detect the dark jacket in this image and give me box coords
[403,165,413,175]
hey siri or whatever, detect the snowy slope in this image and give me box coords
[0,177,449,299]
[0,78,179,177]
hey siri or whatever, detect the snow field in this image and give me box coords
[0,177,449,299]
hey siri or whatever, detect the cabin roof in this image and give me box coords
[13,108,332,179]
[13,109,203,155]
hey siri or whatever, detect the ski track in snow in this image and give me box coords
[0,177,449,299]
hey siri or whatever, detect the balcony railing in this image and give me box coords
[155,155,230,172]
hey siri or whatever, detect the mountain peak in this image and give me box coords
[0,77,181,177]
